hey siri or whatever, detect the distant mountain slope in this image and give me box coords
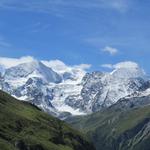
[67,94,150,150]
[0,90,95,150]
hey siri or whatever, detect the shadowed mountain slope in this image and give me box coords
[67,95,150,150]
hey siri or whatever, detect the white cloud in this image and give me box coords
[74,64,91,70]
[0,56,91,74]
[0,56,35,68]
[101,64,114,69]
[102,46,119,55]
[101,61,146,77]
[101,61,142,70]
[42,59,91,74]
[0,56,91,82]
[114,61,139,69]
[42,60,70,73]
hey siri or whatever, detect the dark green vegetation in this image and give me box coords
[67,104,150,150]
[0,90,95,150]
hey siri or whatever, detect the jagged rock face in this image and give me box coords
[111,88,150,111]
[0,59,150,117]
[65,71,150,113]
[14,77,54,107]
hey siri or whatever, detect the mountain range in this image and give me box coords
[0,57,150,119]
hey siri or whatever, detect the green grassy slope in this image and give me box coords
[67,105,150,150]
[0,90,95,150]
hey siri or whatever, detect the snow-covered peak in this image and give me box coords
[0,56,91,83]
[4,60,62,83]
[111,61,145,79]
[42,59,90,83]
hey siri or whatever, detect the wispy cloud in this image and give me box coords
[85,36,133,48]
[0,56,34,68]
[42,59,91,73]
[15,22,51,33]
[103,0,129,12]
[0,0,131,15]
[0,36,11,48]
[102,46,119,55]
[31,22,51,33]
[101,64,114,69]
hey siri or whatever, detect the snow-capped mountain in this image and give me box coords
[0,57,150,118]
[0,57,87,117]
[4,60,62,84]
[65,69,149,113]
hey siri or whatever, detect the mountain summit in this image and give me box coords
[110,61,145,79]
[4,60,62,83]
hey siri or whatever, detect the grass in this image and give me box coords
[0,90,95,150]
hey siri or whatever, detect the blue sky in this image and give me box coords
[0,0,150,73]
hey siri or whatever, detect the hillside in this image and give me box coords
[0,90,95,150]
[67,99,150,150]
